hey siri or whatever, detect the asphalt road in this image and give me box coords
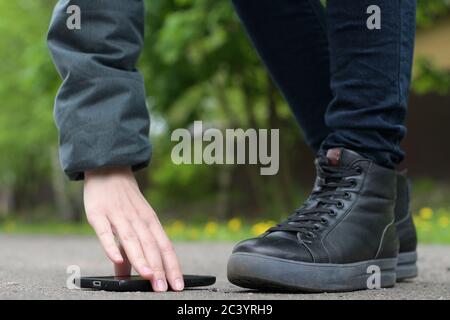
[0,234,449,300]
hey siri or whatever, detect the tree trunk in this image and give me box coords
[50,147,78,222]
[0,184,14,218]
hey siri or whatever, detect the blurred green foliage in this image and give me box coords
[0,1,57,187]
[417,0,450,27]
[413,58,450,95]
[0,0,449,226]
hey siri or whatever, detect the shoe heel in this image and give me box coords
[396,251,418,281]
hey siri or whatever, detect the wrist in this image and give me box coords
[85,166,133,179]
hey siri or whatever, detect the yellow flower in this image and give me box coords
[188,227,200,240]
[204,221,218,236]
[227,218,242,232]
[419,207,433,220]
[438,216,450,229]
[413,215,422,226]
[170,220,185,234]
[251,221,273,236]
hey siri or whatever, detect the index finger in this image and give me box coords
[88,214,123,264]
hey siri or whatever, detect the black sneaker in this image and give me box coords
[227,148,399,292]
[395,172,418,281]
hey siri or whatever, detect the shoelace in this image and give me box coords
[267,159,362,242]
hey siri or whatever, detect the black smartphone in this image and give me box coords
[77,275,216,292]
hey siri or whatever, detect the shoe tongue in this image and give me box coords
[326,148,363,167]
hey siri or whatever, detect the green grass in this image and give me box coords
[0,220,94,235]
[412,207,450,243]
[0,218,273,242]
[418,226,450,243]
[1,212,449,243]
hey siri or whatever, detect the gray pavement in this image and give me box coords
[0,234,449,300]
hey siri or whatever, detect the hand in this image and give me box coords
[83,166,184,292]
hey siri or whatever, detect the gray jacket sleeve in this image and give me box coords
[47,0,151,180]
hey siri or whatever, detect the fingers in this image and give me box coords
[136,201,184,292]
[88,214,123,264]
[111,216,154,280]
[157,235,184,292]
[130,219,168,292]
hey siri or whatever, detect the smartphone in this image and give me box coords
[77,275,216,292]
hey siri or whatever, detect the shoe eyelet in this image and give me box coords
[349,179,357,188]
[321,218,328,224]
[355,166,363,174]
[329,210,337,217]
[307,232,315,238]
[344,192,351,199]
[336,201,344,209]
[314,225,320,231]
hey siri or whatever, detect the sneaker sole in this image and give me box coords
[396,251,418,281]
[227,252,397,293]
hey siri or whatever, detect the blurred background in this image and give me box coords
[0,0,449,242]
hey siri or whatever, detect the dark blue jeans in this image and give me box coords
[232,0,416,168]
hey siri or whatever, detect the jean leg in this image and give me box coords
[232,0,332,152]
[321,0,416,167]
